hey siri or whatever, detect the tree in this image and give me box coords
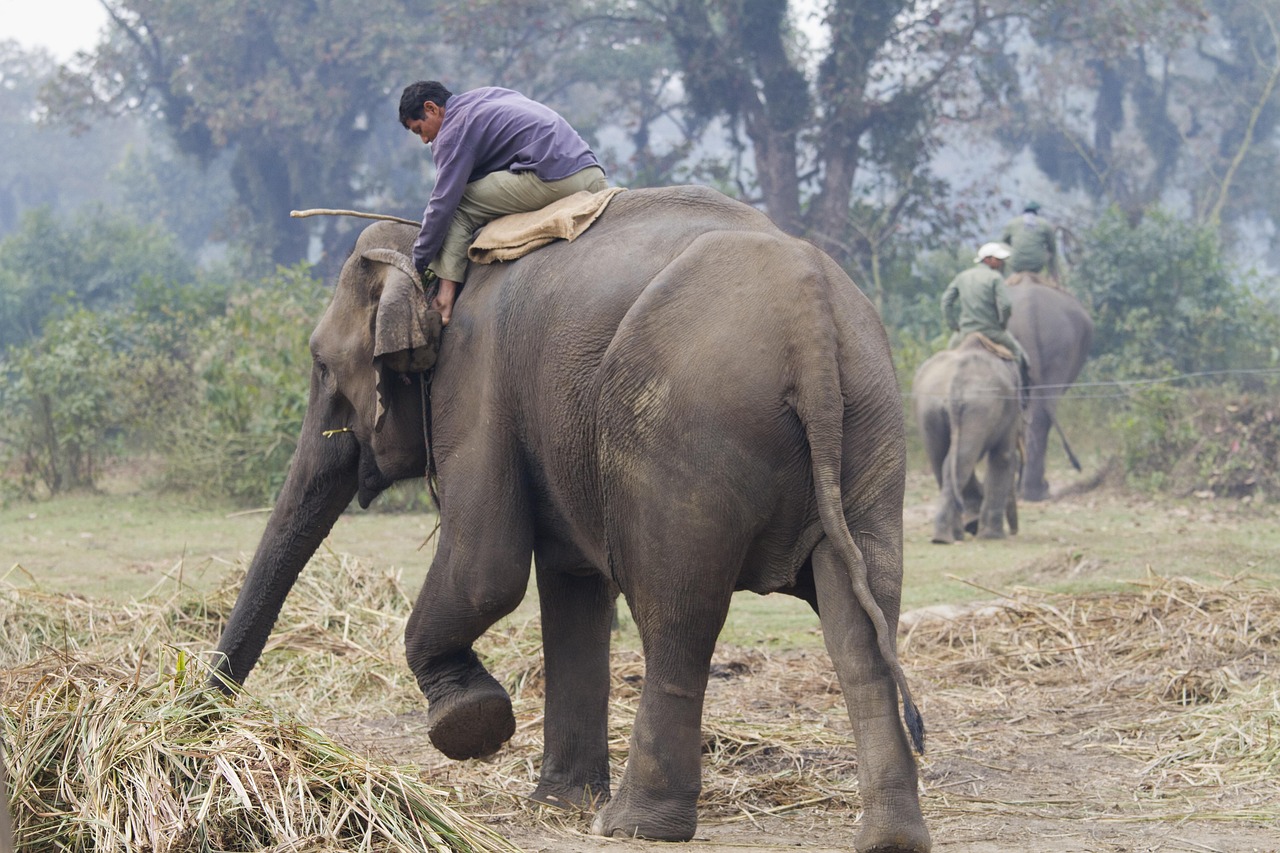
[0,41,145,238]
[636,0,998,274]
[990,0,1280,237]
[45,0,425,270]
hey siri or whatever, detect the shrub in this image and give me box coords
[1114,385,1280,500]
[1071,207,1271,379]
[159,265,327,506]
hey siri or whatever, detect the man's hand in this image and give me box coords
[432,279,458,326]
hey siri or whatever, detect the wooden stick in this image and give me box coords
[291,208,419,226]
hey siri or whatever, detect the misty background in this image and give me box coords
[2,0,1280,505]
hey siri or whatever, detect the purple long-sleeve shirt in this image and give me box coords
[412,87,601,274]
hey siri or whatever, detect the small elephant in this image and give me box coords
[914,336,1023,543]
[210,185,929,852]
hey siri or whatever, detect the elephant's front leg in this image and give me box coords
[530,557,615,809]
[811,539,930,853]
[590,573,733,841]
[404,518,533,760]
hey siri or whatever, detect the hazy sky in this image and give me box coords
[0,0,108,60]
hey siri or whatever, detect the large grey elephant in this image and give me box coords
[913,337,1022,543]
[210,186,930,851]
[1006,280,1094,501]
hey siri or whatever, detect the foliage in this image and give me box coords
[0,42,149,238]
[1115,386,1280,499]
[159,265,327,506]
[0,272,226,501]
[0,206,198,351]
[45,0,425,270]
[1,308,132,498]
[1070,206,1279,379]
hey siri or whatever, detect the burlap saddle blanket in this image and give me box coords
[963,331,1015,361]
[468,186,627,264]
[1005,270,1061,289]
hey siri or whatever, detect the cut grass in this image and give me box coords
[2,653,517,852]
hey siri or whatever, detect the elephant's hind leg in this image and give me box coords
[590,535,736,841]
[530,556,615,810]
[811,538,930,853]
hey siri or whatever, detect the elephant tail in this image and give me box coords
[798,362,925,754]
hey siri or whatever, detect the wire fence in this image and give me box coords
[902,367,1280,401]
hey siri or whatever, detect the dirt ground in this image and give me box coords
[329,574,1280,853]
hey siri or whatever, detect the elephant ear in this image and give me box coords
[361,248,443,431]
[364,248,442,371]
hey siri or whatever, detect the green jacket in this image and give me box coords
[1001,213,1056,275]
[942,264,1012,339]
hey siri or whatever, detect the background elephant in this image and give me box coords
[1006,281,1094,501]
[914,337,1023,543]
[209,186,930,852]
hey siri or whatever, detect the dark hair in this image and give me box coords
[399,81,452,126]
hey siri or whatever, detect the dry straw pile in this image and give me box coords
[0,556,514,852]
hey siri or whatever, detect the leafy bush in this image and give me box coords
[0,308,125,497]
[159,265,327,506]
[1071,207,1275,379]
[1114,385,1280,499]
[0,281,222,500]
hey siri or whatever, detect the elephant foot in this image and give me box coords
[930,522,957,545]
[590,786,697,841]
[530,779,610,812]
[976,527,1006,540]
[426,672,515,760]
[1020,482,1050,502]
[856,796,931,853]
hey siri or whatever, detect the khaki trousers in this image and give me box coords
[428,165,609,282]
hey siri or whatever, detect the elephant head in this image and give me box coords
[307,226,442,508]
[211,221,435,688]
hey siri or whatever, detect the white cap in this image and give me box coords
[974,242,1012,263]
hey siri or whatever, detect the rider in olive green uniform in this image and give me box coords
[1000,201,1058,279]
[941,242,1030,399]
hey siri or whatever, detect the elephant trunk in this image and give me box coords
[210,396,359,691]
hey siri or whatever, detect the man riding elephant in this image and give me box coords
[400,81,610,325]
[941,242,1030,399]
[1001,200,1059,281]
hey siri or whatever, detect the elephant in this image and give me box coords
[1006,279,1094,501]
[913,336,1023,543]
[209,185,930,851]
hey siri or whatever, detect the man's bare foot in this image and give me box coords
[431,279,458,325]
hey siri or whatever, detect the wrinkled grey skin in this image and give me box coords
[914,337,1023,544]
[210,186,929,852]
[1007,283,1094,501]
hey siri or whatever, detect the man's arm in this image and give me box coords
[941,281,960,331]
[412,142,479,274]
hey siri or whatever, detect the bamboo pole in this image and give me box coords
[290,208,418,226]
